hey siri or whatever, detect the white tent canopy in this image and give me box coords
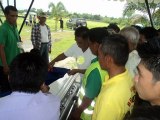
[108,0,160,4]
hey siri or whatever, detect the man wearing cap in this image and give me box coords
[31,12,51,64]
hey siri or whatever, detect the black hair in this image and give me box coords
[140,27,158,40]
[74,26,89,39]
[137,37,160,81]
[4,5,18,15]
[9,52,48,93]
[131,25,142,32]
[127,106,160,120]
[107,23,120,33]
[30,48,41,56]
[157,28,160,32]
[88,27,109,44]
[100,34,129,66]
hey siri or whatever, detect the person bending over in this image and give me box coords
[0,52,60,120]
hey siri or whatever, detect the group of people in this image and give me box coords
[1,5,160,120]
[25,14,37,26]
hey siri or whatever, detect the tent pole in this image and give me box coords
[14,0,16,8]
[0,1,4,13]
[0,18,3,24]
[19,0,34,34]
[7,0,9,5]
[145,0,154,27]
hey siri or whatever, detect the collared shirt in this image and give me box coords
[0,91,60,120]
[92,70,134,120]
[31,23,51,50]
[0,21,20,66]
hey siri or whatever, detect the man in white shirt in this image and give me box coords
[49,26,95,76]
[64,43,95,70]
[0,52,60,120]
[120,26,141,78]
[31,11,51,64]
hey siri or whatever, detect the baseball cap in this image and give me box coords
[38,12,47,18]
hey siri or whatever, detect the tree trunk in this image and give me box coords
[55,18,58,31]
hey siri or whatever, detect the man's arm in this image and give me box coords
[78,96,92,113]
[71,96,92,120]
[31,25,37,48]
[48,26,52,53]
[0,45,9,74]
[68,69,86,75]
[49,53,67,66]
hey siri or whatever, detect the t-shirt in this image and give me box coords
[85,58,103,99]
[40,25,49,43]
[0,21,20,66]
[0,91,60,120]
[125,50,141,78]
[64,43,95,69]
[92,70,134,120]
[79,58,107,120]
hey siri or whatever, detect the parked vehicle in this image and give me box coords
[66,18,87,30]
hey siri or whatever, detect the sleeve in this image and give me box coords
[0,27,7,45]
[31,25,39,49]
[85,68,101,99]
[31,25,36,47]
[48,26,52,49]
[64,43,76,57]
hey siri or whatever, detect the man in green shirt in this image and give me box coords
[0,6,20,97]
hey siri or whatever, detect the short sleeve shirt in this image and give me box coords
[85,58,102,99]
[64,43,95,69]
[92,70,134,120]
[0,21,20,66]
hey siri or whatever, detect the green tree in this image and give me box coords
[123,2,160,27]
[36,9,43,14]
[48,2,67,31]
[30,8,36,12]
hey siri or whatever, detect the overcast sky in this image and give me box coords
[2,0,126,18]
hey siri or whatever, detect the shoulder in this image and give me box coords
[33,23,40,28]
[87,68,101,81]
[85,48,96,58]
[0,94,16,111]
[0,23,7,31]
[69,43,80,51]
[37,92,60,103]
[46,24,50,29]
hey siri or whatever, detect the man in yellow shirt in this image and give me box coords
[92,34,135,120]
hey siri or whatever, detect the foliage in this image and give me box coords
[123,2,160,28]
[152,9,160,27]
[48,2,67,31]
[36,9,43,14]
